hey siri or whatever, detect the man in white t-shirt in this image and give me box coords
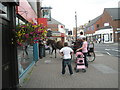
[59,42,74,75]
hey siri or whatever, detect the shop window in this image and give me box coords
[0,3,8,19]
[104,34,109,42]
[16,17,25,25]
[19,19,25,25]
[16,17,19,25]
[16,17,33,77]
[110,33,112,41]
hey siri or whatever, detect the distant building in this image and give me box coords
[84,15,102,42]
[47,18,66,42]
[84,8,120,43]
[73,25,85,41]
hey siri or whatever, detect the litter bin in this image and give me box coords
[43,45,45,57]
[39,44,45,58]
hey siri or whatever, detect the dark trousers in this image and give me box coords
[83,53,88,67]
[62,59,73,74]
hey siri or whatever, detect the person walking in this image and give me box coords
[76,37,88,68]
[59,42,74,75]
[23,42,28,58]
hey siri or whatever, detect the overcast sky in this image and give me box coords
[42,0,119,30]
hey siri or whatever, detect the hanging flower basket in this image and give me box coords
[15,23,47,46]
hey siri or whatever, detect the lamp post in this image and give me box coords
[75,11,77,41]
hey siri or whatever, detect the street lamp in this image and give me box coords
[75,11,77,41]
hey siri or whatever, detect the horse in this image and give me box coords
[71,40,83,53]
[46,39,63,58]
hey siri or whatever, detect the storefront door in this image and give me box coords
[1,2,19,89]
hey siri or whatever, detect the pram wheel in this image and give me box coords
[82,69,86,73]
[75,69,79,73]
[74,67,76,70]
[74,67,79,72]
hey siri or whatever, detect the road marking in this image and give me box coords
[91,64,118,74]
[112,49,120,52]
[105,48,120,52]
[95,53,104,56]
[113,49,118,51]
[94,51,105,56]
[105,49,111,51]
[106,52,111,55]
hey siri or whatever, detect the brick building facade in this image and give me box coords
[47,18,66,42]
[84,8,120,43]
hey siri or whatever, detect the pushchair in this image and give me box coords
[74,51,86,73]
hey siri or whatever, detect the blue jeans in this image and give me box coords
[62,59,73,74]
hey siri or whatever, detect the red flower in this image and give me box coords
[25,34,29,38]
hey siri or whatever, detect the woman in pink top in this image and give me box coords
[76,37,88,68]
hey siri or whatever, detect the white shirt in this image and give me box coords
[60,47,73,59]
[67,41,71,46]
[78,35,86,39]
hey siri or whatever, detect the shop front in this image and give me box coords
[115,28,120,42]
[16,0,38,85]
[1,1,19,89]
[95,28,114,43]
[86,34,94,42]
[61,33,65,42]
[48,31,65,42]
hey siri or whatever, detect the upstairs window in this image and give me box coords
[0,3,8,19]
[96,24,99,28]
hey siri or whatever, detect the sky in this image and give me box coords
[42,0,119,30]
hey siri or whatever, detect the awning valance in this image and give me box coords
[94,28,113,35]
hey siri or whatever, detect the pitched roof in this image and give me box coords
[48,18,65,26]
[85,15,102,28]
[104,8,120,20]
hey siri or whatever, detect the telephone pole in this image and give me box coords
[75,11,77,41]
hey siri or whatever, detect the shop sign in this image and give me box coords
[52,32,61,37]
[36,18,47,26]
[42,7,52,21]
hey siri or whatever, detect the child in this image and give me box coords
[59,42,74,75]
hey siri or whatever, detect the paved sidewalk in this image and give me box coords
[20,50,118,88]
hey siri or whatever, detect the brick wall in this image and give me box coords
[101,10,120,42]
[85,9,120,42]
[47,24,58,31]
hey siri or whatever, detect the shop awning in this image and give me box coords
[94,28,113,35]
